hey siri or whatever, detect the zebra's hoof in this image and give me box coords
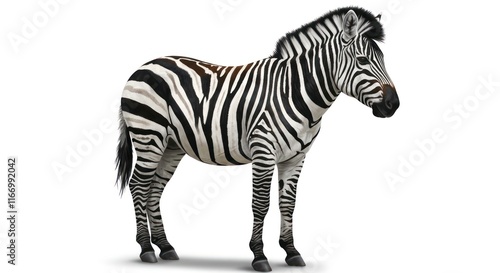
[285,255,305,266]
[160,249,179,260]
[252,258,272,272]
[140,251,158,263]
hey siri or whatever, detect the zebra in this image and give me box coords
[116,6,399,272]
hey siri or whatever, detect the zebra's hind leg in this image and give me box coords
[147,141,185,260]
[277,154,306,267]
[129,151,163,263]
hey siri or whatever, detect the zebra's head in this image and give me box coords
[336,10,399,118]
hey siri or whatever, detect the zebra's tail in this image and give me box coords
[115,109,133,196]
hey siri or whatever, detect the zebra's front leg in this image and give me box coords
[249,140,276,272]
[277,154,306,267]
[147,144,185,260]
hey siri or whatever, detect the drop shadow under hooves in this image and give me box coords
[159,256,253,272]
[117,256,308,272]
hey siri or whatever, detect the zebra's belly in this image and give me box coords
[168,124,252,166]
[195,145,252,166]
[169,122,319,166]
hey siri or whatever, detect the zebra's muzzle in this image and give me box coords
[372,85,399,118]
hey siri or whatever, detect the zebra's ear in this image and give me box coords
[375,14,382,22]
[342,10,358,40]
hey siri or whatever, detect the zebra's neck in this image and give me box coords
[281,38,341,125]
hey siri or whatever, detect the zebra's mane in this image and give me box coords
[272,7,384,59]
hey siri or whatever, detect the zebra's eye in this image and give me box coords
[357,56,370,65]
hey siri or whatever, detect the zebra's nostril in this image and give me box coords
[382,85,398,112]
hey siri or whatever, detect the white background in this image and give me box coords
[1,0,500,272]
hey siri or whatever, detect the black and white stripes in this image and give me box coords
[116,6,399,272]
